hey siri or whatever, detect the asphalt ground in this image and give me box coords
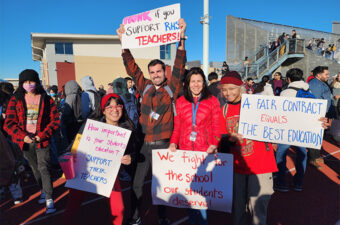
[1,135,339,225]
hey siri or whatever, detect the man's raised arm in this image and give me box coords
[116,24,149,91]
[169,18,187,98]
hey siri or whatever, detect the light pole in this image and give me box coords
[200,0,209,78]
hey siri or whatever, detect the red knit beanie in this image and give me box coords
[220,71,243,86]
[101,93,121,112]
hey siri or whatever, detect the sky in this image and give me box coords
[0,0,339,79]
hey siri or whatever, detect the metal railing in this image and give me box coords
[240,39,305,79]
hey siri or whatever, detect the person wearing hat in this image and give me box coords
[3,69,60,214]
[218,71,278,225]
[62,93,139,225]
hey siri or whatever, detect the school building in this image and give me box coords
[31,33,177,89]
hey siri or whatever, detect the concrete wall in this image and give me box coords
[74,55,152,90]
[42,38,177,88]
[276,50,340,79]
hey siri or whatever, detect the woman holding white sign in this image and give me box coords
[62,93,138,225]
[169,67,220,225]
[218,71,278,225]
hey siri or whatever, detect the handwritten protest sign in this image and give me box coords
[152,150,233,213]
[65,119,131,197]
[122,4,180,49]
[238,94,327,149]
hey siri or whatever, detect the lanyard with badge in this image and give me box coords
[150,91,160,121]
[190,99,200,142]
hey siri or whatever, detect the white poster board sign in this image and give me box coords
[65,119,131,197]
[152,150,233,213]
[122,4,181,49]
[239,94,327,149]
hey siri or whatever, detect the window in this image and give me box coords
[55,43,73,55]
[160,44,171,60]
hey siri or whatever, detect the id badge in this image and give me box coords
[190,131,197,141]
[150,111,160,120]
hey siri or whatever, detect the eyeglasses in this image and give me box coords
[105,105,123,111]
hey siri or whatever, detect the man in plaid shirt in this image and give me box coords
[116,18,187,225]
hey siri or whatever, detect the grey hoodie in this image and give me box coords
[81,76,97,111]
[280,80,309,97]
[64,80,82,111]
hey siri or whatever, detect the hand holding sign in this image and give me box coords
[206,145,217,154]
[116,24,125,44]
[168,143,177,152]
[121,155,131,165]
[178,18,186,38]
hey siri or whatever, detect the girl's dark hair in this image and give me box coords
[15,79,46,101]
[103,96,135,129]
[183,67,211,103]
[253,75,270,94]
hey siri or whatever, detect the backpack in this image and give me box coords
[86,90,102,118]
[288,87,316,99]
[119,93,139,128]
[142,84,177,116]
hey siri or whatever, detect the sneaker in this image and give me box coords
[45,199,56,214]
[128,217,141,225]
[309,160,322,168]
[14,198,23,205]
[38,190,46,204]
[293,184,303,192]
[273,184,289,192]
[158,217,171,225]
[315,157,324,164]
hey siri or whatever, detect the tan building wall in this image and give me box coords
[74,55,152,90]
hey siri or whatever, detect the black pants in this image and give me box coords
[23,143,53,199]
[131,140,169,220]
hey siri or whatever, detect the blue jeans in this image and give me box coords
[275,144,307,186]
[188,209,207,225]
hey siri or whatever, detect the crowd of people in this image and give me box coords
[0,18,339,225]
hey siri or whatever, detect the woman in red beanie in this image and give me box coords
[62,93,139,225]
[218,71,278,225]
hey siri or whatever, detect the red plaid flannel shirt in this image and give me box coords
[122,48,186,142]
[4,94,60,150]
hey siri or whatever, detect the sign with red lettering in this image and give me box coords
[152,150,233,213]
[239,94,327,149]
[65,119,131,197]
[122,4,180,49]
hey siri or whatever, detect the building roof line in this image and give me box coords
[231,16,340,36]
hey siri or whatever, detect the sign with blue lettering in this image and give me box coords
[122,4,180,49]
[65,119,131,197]
[239,94,327,149]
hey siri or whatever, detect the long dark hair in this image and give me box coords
[103,96,135,130]
[183,67,211,103]
[253,75,270,94]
